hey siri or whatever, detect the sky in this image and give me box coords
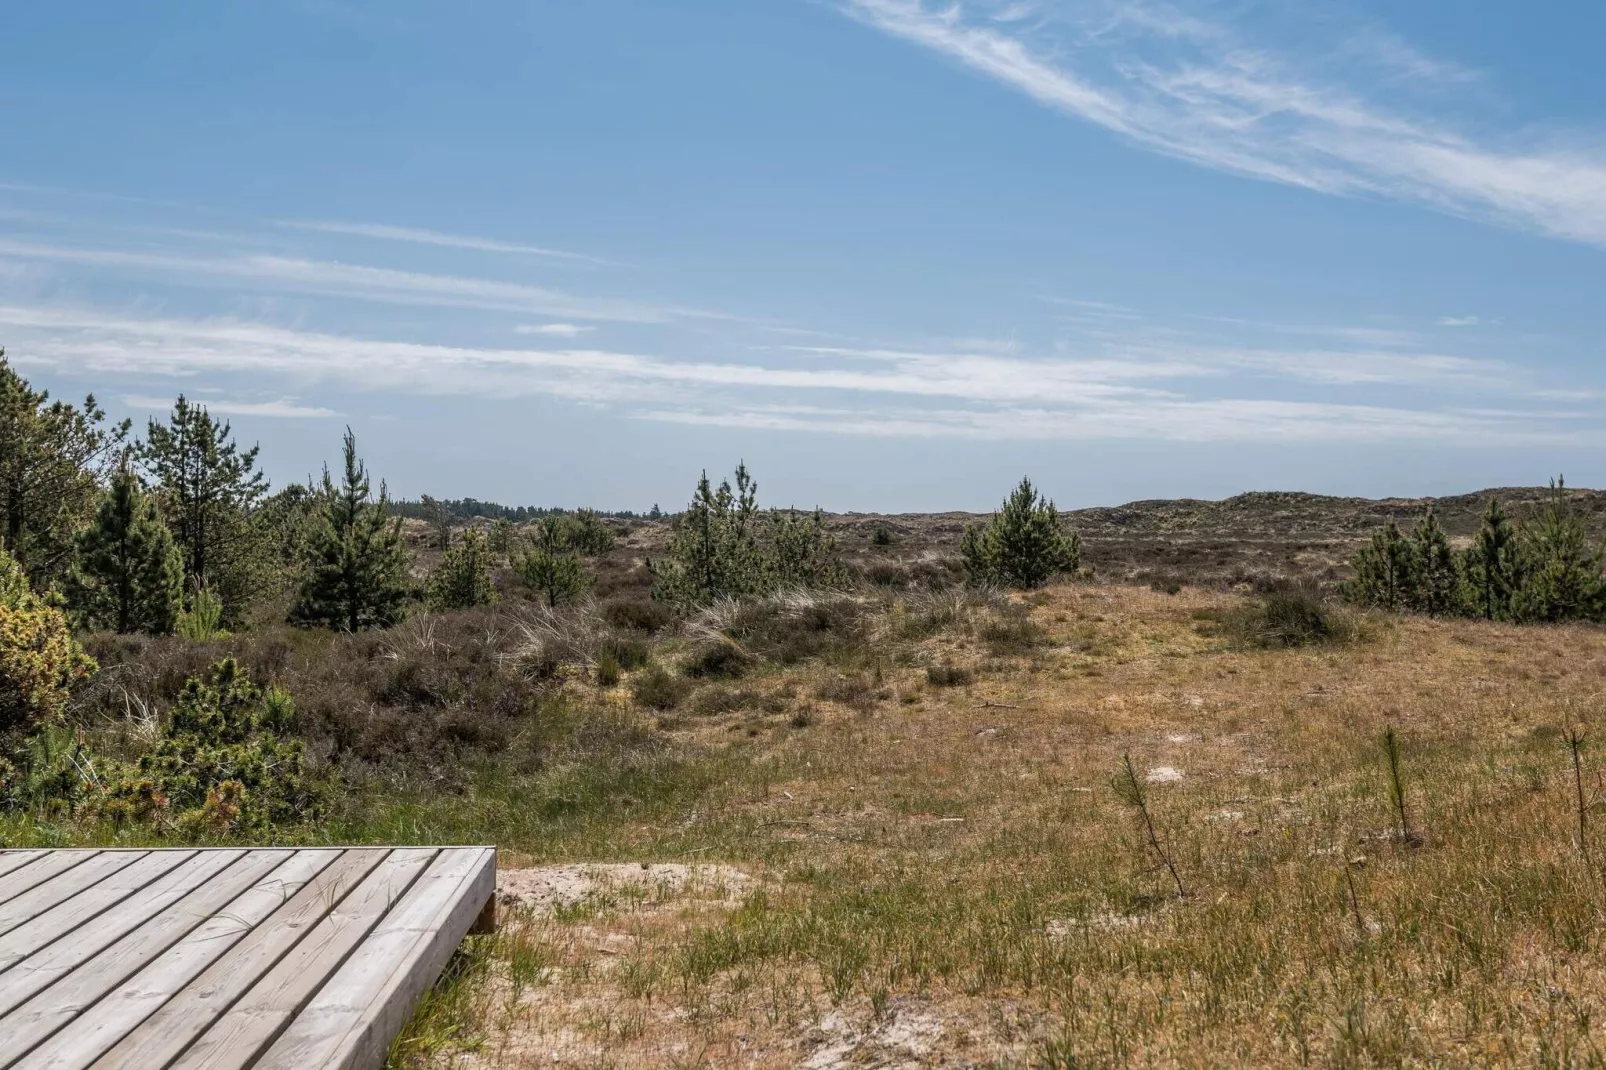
[2,0,1605,512]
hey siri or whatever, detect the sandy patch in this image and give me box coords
[496,863,756,914]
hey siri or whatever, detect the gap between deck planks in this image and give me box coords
[0,846,495,1070]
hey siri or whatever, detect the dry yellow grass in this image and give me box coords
[402,584,1606,1069]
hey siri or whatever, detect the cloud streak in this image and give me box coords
[123,395,341,418]
[2,304,1594,445]
[0,238,721,325]
[841,0,1606,245]
[277,220,613,264]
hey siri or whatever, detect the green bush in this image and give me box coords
[962,477,1080,590]
[427,528,496,610]
[631,664,691,711]
[650,463,842,608]
[602,598,674,634]
[0,547,96,745]
[926,663,974,688]
[1230,583,1357,649]
[98,658,323,833]
[682,637,755,679]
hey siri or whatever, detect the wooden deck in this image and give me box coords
[0,846,496,1070]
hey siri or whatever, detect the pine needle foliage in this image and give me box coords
[427,527,497,610]
[1345,520,1416,611]
[1511,478,1606,623]
[64,468,183,635]
[1410,508,1461,616]
[289,429,411,632]
[1346,480,1606,624]
[650,463,841,608]
[0,352,130,586]
[98,658,321,833]
[514,517,592,608]
[0,547,95,744]
[1464,498,1517,621]
[961,477,1081,590]
[138,396,270,624]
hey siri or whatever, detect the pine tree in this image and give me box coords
[427,528,496,610]
[0,352,129,586]
[1344,519,1417,611]
[652,464,764,607]
[962,477,1081,589]
[64,468,183,634]
[1511,477,1605,623]
[1409,508,1461,616]
[765,507,842,589]
[487,518,516,556]
[1466,498,1517,621]
[514,517,592,608]
[289,430,411,632]
[138,396,269,623]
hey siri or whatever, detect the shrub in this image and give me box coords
[596,652,622,688]
[692,591,866,666]
[1230,583,1357,649]
[682,637,755,679]
[979,607,1046,656]
[650,463,842,607]
[176,587,227,640]
[962,477,1080,590]
[631,665,691,711]
[602,598,674,634]
[0,547,96,744]
[926,663,974,688]
[98,658,323,832]
[816,672,876,711]
[871,525,895,547]
[427,528,496,610]
[599,634,651,671]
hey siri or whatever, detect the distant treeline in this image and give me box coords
[390,497,661,523]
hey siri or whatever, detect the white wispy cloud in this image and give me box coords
[1438,315,1481,327]
[840,0,1606,245]
[2,304,1594,445]
[123,395,340,418]
[516,323,595,337]
[277,220,612,264]
[0,238,720,324]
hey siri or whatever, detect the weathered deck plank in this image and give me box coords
[0,852,101,910]
[256,847,496,1070]
[0,855,44,882]
[0,853,149,940]
[0,851,275,1067]
[169,849,439,1070]
[0,847,494,1070]
[15,850,339,1070]
[0,851,199,978]
[90,847,393,1069]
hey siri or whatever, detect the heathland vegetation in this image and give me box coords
[11,349,1606,1066]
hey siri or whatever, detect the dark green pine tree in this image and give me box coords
[962,477,1081,589]
[1344,519,1417,611]
[289,430,411,632]
[138,396,269,622]
[64,468,183,634]
[651,464,763,607]
[1409,508,1461,616]
[1465,498,1517,621]
[1510,477,1606,623]
[426,527,496,610]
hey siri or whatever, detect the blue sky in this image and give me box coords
[3,0,1605,511]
